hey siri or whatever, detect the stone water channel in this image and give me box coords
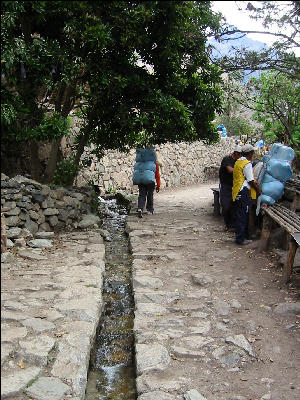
[85,196,137,400]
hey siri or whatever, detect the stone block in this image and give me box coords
[135,344,170,375]
[48,215,59,227]
[25,376,71,400]
[1,366,41,399]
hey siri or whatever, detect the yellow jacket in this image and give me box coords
[232,159,256,201]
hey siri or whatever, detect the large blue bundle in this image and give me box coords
[261,172,277,183]
[269,143,295,161]
[136,148,157,162]
[133,169,155,185]
[261,180,284,201]
[259,143,294,208]
[260,194,276,206]
[266,159,293,182]
[133,148,157,185]
[134,161,156,172]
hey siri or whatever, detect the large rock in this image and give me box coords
[28,239,53,249]
[21,318,55,333]
[184,389,208,400]
[138,391,177,400]
[25,376,71,400]
[225,334,254,357]
[35,231,55,239]
[1,366,41,399]
[273,302,300,315]
[6,227,22,239]
[136,344,170,375]
[78,214,100,228]
[18,336,56,366]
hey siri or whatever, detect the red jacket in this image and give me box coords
[155,162,160,190]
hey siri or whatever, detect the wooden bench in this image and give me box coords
[284,178,300,211]
[259,203,300,283]
[211,187,221,216]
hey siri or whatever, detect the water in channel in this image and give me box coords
[85,196,136,400]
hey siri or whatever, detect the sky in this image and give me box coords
[212,1,299,55]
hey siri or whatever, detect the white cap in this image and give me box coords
[233,145,242,153]
[242,144,255,153]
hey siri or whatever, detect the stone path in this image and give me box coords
[1,230,105,400]
[127,184,300,400]
[1,183,300,400]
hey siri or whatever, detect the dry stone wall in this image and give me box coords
[75,138,236,194]
[1,174,97,236]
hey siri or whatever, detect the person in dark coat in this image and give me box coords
[219,145,242,231]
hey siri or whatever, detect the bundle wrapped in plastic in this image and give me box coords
[258,143,294,207]
[133,148,157,185]
[135,147,157,162]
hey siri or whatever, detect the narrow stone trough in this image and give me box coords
[85,197,137,400]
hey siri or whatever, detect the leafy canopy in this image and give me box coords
[1,1,223,183]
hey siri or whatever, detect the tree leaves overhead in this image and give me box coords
[1,1,223,183]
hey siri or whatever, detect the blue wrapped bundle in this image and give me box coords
[261,194,276,205]
[134,161,156,172]
[136,148,157,162]
[133,147,157,185]
[133,169,155,185]
[262,172,277,183]
[261,180,284,201]
[269,143,295,162]
[259,143,294,207]
[266,159,293,182]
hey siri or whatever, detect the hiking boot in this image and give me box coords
[138,209,143,218]
[236,239,253,245]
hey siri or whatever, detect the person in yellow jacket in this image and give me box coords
[232,144,261,245]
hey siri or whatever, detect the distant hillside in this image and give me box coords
[208,33,268,81]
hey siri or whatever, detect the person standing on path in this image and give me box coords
[232,144,261,245]
[132,148,161,218]
[219,145,242,231]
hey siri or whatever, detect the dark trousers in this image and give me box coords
[233,187,251,244]
[220,183,234,228]
[138,183,155,212]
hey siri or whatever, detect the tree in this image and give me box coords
[1,1,223,184]
[249,71,300,150]
[215,72,260,141]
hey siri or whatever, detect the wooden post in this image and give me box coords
[1,212,7,253]
[212,189,221,216]
[248,199,256,239]
[258,213,273,252]
[282,238,298,284]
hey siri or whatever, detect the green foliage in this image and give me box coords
[219,115,255,138]
[2,1,223,183]
[250,71,300,150]
[107,185,116,195]
[25,112,71,143]
[53,156,80,187]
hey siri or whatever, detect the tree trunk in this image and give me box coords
[1,212,7,253]
[29,141,42,181]
[42,139,62,183]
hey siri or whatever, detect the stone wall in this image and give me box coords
[1,174,97,236]
[75,137,236,194]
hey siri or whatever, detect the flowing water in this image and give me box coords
[85,197,136,400]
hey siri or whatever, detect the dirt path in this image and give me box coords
[127,183,300,400]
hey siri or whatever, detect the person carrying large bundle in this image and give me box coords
[132,147,161,218]
[219,145,242,231]
[232,144,261,245]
